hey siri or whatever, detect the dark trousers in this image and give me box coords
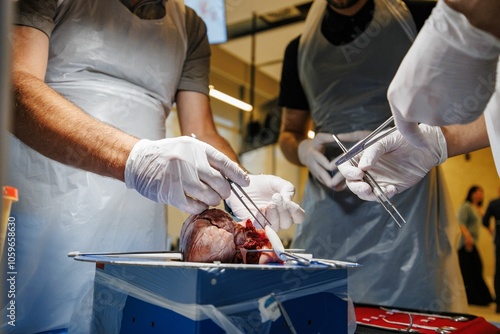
[458,245,493,306]
[495,234,500,310]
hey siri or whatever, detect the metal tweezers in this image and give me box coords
[190,135,270,228]
[190,134,271,229]
[227,180,272,230]
[331,130,406,227]
[335,116,397,166]
[228,180,311,266]
[192,134,309,266]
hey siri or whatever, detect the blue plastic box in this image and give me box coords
[75,255,351,333]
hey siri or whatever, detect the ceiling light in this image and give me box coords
[209,85,253,112]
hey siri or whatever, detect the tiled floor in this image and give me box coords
[468,303,500,326]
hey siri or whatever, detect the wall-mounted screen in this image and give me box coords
[184,0,227,44]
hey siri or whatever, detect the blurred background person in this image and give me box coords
[458,185,494,306]
[278,0,467,312]
[483,185,500,312]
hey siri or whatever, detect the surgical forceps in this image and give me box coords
[190,134,310,265]
[226,180,271,230]
[382,318,457,333]
[335,116,397,166]
[331,132,407,227]
[188,133,267,228]
[228,181,311,266]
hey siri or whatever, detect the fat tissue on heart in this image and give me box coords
[180,208,281,264]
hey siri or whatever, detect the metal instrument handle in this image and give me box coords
[331,133,406,227]
[227,180,272,229]
[335,116,396,166]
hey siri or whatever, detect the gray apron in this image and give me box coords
[294,0,467,312]
[4,0,187,332]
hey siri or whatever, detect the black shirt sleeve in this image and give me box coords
[404,0,437,32]
[483,199,500,227]
[278,36,310,110]
[483,203,494,228]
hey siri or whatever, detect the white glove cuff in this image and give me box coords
[433,0,500,59]
[434,126,448,165]
[297,139,310,166]
[124,139,152,189]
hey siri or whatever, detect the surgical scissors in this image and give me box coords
[331,133,406,227]
[335,116,397,166]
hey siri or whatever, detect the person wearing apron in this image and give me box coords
[4,1,189,332]
[4,0,305,332]
[339,0,500,190]
[278,0,467,312]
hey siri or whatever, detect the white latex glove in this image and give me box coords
[225,174,305,231]
[298,131,371,190]
[387,0,500,148]
[338,125,447,201]
[125,136,249,214]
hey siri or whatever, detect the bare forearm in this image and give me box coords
[441,114,490,158]
[197,132,240,163]
[176,90,241,164]
[12,71,138,181]
[278,107,310,166]
[278,131,304,166]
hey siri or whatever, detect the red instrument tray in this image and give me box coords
[355,303,500,333]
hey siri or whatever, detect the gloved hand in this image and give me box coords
[338,125,447,201]
[225,174,305,231]
[298,131,371,190]
[387,0,500,148]
[125,136,249,214]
